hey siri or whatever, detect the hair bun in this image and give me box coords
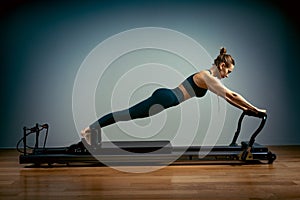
[220,47,227,55]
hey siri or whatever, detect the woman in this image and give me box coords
[81,47,266,145]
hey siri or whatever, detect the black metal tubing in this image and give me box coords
[248,114,267,148]
[230,112,246,146]
[35,123,39,149]
[18,123,50,156]
[23,127,27,156]
[230,111,267,148]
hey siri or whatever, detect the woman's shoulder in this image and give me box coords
[195,69,211,77]
[192,69,212,88]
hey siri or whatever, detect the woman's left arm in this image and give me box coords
[201,72,266,114]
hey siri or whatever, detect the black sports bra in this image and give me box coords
[181,70,211,98]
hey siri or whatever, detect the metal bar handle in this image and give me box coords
[230,110,267,147]
[229,112,246,146]
[247,112,267,148]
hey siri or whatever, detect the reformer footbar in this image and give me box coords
[18,111,276,166]
[230,110,268,161]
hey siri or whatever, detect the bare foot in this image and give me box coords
[80,127,91,145]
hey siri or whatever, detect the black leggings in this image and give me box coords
[91,88,184,129]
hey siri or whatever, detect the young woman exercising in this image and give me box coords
[81,47,266,145]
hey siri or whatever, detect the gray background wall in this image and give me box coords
[1,0,299,148]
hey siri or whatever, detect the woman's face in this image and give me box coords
[219,62,234,79]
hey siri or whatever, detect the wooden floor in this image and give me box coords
[0,146,300,200]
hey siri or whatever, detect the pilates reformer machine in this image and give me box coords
[18,111,276,166]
